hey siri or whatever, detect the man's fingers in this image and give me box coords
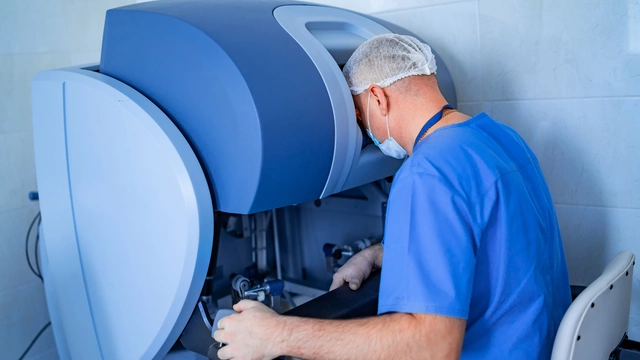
[217,346,231,360]
[330,252,376,291]
[348,279,361,290]
[233,299,260,312]
[330,276,345,291]
[330,275,364,291]
[213,329,225,343]
[217,313,238,330]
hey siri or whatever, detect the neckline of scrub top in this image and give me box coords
[413,112,490,153]
[413,104,454,150]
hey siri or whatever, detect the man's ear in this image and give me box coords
[369,85,388,117]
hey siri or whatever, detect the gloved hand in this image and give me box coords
[330,243,383,291]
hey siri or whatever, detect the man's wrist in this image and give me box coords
[273,315,296,357]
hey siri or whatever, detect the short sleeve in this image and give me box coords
[378,171,477,319]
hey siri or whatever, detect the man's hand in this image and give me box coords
[213,300,285,360]
[330,243,383,291]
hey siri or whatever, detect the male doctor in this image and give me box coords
[213,34,571,360]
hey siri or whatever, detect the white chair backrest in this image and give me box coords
[551,250,635,360]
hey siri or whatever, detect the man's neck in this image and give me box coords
[409,111,474,156]
[399,99,449,155]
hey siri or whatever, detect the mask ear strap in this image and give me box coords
[386,111,391,139]
[366,90,372,132]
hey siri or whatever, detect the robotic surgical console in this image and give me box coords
[31,1,456,359]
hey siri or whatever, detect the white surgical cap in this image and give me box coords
[343,34,437,95]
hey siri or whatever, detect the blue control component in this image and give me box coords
[100,0,335,214]
[266,280,285,297]
[29,191,39,201]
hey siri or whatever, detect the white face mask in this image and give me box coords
[365,90,408,160]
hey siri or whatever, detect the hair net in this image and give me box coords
[343,34,437,95]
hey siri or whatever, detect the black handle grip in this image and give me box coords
[283,272,381,320]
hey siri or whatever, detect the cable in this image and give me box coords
[20,213,49,360]
[35,216,42,277]
[25,212,42,280]
[17,321,51,360]
[272,209,282,280]
[34,233,41,278]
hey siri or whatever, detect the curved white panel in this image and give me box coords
[33,67,213,360]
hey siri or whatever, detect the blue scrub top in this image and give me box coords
[378,113,571,359]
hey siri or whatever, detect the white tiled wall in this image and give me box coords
[477,0,640,101]
[0,1,131,359]
[311,0,640,338]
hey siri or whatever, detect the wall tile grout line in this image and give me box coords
[484,95,640,103]
[0,278,45,298]
[0,204,40,217]
[370,0,476,16]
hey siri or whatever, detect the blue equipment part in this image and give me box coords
[266,279,285,297]
[322,243,336,258]
[99,0,457,214]
[273,5,401,199]
[29,191,39,201]
[100,0,335,214]
[32,67,214,360]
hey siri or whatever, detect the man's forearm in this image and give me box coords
[275,312,464,360]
